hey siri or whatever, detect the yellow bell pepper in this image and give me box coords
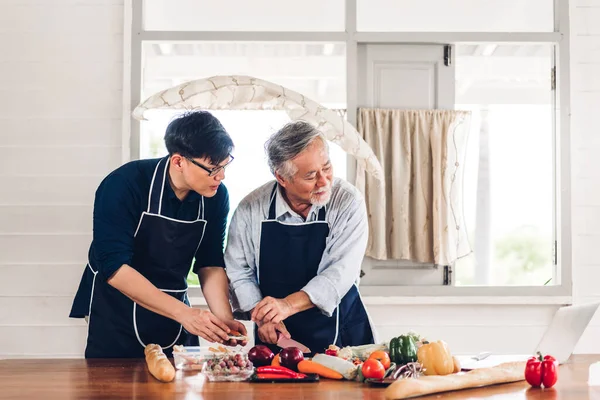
[417,340,455,376]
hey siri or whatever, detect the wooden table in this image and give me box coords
[0,355,599,399]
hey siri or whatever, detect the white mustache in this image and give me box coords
[312,187,330,195]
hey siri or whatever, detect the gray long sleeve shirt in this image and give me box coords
[224,178,368,317]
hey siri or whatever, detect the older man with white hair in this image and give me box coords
[225,121,375,354]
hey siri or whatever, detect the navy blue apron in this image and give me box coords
[70,157,205,358]
[255,183,375,355]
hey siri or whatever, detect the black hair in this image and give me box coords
[164,111,234,165]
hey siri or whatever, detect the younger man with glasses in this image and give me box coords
[70,111,245,358]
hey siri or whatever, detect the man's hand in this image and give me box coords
[222,319,248,347]
[257,321,290,344]
[177,308,231,343]
[251,296,293,325]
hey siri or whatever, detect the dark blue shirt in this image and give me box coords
[89,157,229,281]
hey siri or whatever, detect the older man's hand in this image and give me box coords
[257,321,290,344]
[251,296,293,325]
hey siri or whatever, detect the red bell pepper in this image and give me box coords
[525,352,558,388]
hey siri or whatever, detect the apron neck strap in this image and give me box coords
[317,205,327,221]
[267,182,278,220]
[198,196,205,220]
[268,182,328,221]
[147,157,169,215]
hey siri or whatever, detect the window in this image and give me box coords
[130,0,570,295]
[454,44,555,286]
[357,0,554,32]
[142,0,345,32]
[141,41,346,103]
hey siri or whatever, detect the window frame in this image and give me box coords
[123,0,572,300]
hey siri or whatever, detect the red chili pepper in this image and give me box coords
[256,366,307,379]
[257,373,302,380]
[525,352,558,388]
[325,349,338,356]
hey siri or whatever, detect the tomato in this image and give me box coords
[369,351,391,370]
[362,359,386,380]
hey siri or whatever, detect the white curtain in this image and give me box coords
[355,109,472,266]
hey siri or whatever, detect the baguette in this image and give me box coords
[144,344,176,383]
[385,361,526,400]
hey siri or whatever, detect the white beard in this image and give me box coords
[310,187,332,207]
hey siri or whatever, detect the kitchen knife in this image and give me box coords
[276,333,311,354]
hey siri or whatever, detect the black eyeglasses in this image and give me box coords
[186,155,234,177]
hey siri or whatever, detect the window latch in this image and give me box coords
[443,265,453,285]
[444,45,452,67]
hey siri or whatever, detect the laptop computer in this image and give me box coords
[458,301,600,370]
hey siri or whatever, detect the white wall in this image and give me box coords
[0,0,599,358]
[0,0,123,358]
[568,0,600,351]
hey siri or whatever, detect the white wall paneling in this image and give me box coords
[0,0,124,358]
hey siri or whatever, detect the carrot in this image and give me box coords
[271,355,281,366]
[297,360,343,380]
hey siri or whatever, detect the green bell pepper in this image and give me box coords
[389,335,418,365]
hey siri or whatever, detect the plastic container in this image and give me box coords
[173,346,212,371]
[201,352,255,382]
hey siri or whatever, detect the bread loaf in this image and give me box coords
[385,361,526,399]
[144,344,176,383]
